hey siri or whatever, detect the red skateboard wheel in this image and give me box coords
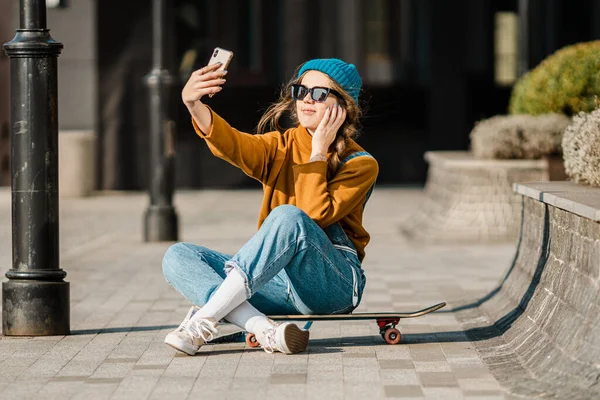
[245,333,260,348]
[383,328,402,345]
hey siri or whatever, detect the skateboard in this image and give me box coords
[245,302,446,347]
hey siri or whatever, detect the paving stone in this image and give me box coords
[409,344,447,362]
[0,380,48,399]
[49,375,88,382]
[375,346,411,360]
[379,359,414,370]
[462,389,506,398]
[418,371,459,388]
[89,362,135,379]
[451,365,494,379]
[266,383,306,399]
[307,369,344,383]
[187,378,231,398]
[305,382,344,400]
[271,363,308,374]
[109,375,162,400]
[235,364,272,378]
[228,388,270,400]
[270,373,307,384]
[458,378,503,391]
[37,381,86,400]
[413,361,452,372]
[343,366,381,382]
[343,357,379,368]
[147,376,197,399]
[421,387,465,399]
[344,382,386,399]
[380,370,421,385]
[384,384,424,398]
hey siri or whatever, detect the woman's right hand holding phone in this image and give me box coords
[183,63,227,133]
[182,63,227,108]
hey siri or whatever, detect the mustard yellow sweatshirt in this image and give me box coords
[192,108,379,262]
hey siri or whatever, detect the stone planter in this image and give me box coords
[59,130,96,197]
[401,151,565,242]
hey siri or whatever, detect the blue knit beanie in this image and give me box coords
[297,58,362,104]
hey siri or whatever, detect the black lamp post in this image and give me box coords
[2,0,69,336]
[143,0,179,242]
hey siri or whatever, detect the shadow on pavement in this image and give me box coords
[70,325,179,335]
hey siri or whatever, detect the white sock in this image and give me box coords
[193,268,248,323]
[224,301,272,334]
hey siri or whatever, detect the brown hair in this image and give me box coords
[257,69,363,179]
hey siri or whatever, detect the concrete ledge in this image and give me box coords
[457,182,600,398]
[425,150,550,169]
[514,181,600,222]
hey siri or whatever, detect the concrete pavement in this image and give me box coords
[0,187,523,399]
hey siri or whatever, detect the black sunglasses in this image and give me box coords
[291,84,342,103]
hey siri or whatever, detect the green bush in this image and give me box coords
[509,41,600,116]
[470,114,570,159]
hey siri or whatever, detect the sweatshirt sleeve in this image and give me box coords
[192,107,279,183]
[292,157,379,228]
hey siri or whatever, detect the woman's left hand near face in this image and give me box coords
[312,105,347,154]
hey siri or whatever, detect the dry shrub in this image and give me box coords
[562,108,600,187]
[470,114,570,159]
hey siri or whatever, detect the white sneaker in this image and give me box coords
[175,306,200,328]
[164,307,219,355]
[255,320,309,354]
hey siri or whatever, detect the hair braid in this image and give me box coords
[328,135,347,179]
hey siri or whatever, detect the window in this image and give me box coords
[365,0,392,84]
[495,12,518,86]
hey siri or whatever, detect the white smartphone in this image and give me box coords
[207,47,233,97]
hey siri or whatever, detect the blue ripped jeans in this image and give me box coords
[162,205,366,315]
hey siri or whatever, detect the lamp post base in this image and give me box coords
[144,205,178,242]
[2,280,70,336]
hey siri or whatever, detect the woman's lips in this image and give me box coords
[302,109,316,115]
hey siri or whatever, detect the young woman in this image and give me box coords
[162,58,378,355]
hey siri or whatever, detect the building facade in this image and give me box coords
[2,0,600,189]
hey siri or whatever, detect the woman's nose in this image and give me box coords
[302,92,314,103]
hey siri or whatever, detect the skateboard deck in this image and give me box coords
[245,302,446,346]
